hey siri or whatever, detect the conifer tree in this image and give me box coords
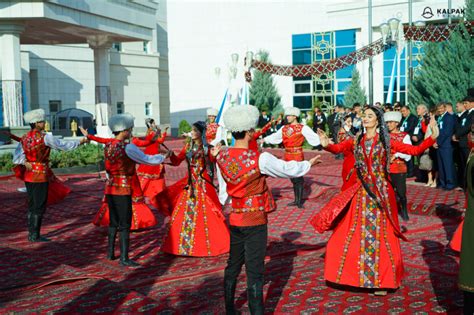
[344,68,367,106]
[249,50,282,115]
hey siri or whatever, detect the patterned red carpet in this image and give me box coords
[0,140,466,314]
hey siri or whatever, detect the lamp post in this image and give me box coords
[407,0,412,106]
[380,18,403,103]
[368,0,374,105]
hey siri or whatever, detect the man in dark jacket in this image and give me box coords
[454,96,474,189]
[436,102,457,190]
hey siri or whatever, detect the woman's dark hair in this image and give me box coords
[145,118,155,129]
[231,130,247,140]
[29,123,36,129]
[354,106,392,202]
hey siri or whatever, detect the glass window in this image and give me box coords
[335,29,356,47]
[117,102,124,114]
[292,50,312,65]
[336,94,345,105]
[145,102,152,116]
[336,65,354,79]
[293,96,312,109]
[293,76,312,81]
[292,34,311,49]
[295,83,311,94]
[112,42,122,52]
[337,80,351,92]
[143,41,149,53]
[315,34,331,43]
[314,52,331,61]
[336,46,355,58]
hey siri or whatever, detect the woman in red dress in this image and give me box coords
[133,118,170,215]
[161,121,230,257]
[311,106,439,294]
[80,129,158,230]
[336,114,357,191]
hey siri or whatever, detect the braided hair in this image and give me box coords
[354,106,392,201]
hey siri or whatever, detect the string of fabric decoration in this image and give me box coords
[248,21,473,80]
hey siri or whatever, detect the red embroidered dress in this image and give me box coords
[133,131,170,215]
[282,124,305,161]
[21,130,51,183]
[389,132,408,174]
[310,135,435,289]
[206,122,219,144]
[337,129,356,191]
[216,147,276,226]
[161,143,230,256]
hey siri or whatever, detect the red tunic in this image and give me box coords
[217,147,276,226]
[282,124,305,161]
[310,135,435,289]
[206,122,219,144]
[389,132,408,174]
[161,143,229,256]
[103,139,136,195]
[21,130,51,183]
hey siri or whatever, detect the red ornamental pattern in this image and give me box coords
[250,21,473,78]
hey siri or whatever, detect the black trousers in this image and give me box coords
[25,182,49,215]
[458,146,470,189]
[464,291,474,315]
[390,173,407,200]
[224,224,268,288]
[106,194,132,231]
[290,176,304,186]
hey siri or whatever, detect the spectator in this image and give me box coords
[393,102,401,111]
[436,102,456,190]
[375,102,382,108]
[446,102,454,115]
[258,108,271,129]
[454,96,474,189]
[312,107,327,133]
[412,104,430,183]
[351,103,363,133]
[327,105,344,141]
[425,108,439,187]
[384,103,392,112]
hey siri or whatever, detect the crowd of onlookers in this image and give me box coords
[257,95,474,191]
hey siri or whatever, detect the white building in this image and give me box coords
[166,0,465,126]
[0,0,169,135]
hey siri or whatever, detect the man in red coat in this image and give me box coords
[212,105,321,314]
[385,111,412,222]
[263,107,321,208]
[86,113,169,267]
[13,109,88,242]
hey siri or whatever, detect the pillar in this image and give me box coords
[0,23,24,127]
[89,36,112,137]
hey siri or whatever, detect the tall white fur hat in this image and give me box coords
[207,108,219,117]
[384,111,402,123]
[223,105,260,132]
[24,109,46,124]
[285,107,301,117]
[108,113,135,132]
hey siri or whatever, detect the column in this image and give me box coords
[88,36,112,137]
[0,23,24,127]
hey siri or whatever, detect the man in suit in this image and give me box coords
[258,108,271,129]
[400,105,418,177]
[454,96,474,189]
[436,102,457,190]
[312,107,327,133]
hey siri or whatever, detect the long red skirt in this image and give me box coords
[138,177,170,216]
[93,196,157,230]
[449,220,463,252]
[161,177,230,257]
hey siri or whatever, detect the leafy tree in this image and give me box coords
[344,68,367,107]
[178,119,192,136]
[409,0,473,108]
[249,50,282,115]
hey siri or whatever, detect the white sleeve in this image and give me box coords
[259,152,311,178]
[125,143,165,165]
[44,133,80,151]
[210,125,228,146]
[394,134,412,161]
[263,127,283,144]
[302,125,321,146]
[13,143,26,165]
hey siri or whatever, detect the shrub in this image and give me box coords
[178,120,192,136]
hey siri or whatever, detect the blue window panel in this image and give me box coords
[383,60,406,76]
[22,80,28,113]
[336,46,355,58]
[383,77,406,93]
[315,53,331,61]
[336,29,356,47]
[315,34,331,43]
[336,65,354,79]
[293,76,312,81]
[336,94,345,105]
[384,46,407,60]
[337,81,351,92]
[295,83,311,94]
[293,96,312,110]
[292,50,311,65]
[292,34,311,49]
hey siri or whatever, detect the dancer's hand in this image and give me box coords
[309,155,322,166]
[24,162,32,171]
[429,119,439,140]
[79,137,89,145]
[317,129,331,147]
[79,126,88,137]
[210,143,222,157]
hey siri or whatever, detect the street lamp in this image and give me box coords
[414,20,426,27]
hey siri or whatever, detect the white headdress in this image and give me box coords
[284,107,301,117]
[24,109,46,124]
[384,111,402,123]
[108,113,135,132]
[223,105,260,132]
[207,108,219,117]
